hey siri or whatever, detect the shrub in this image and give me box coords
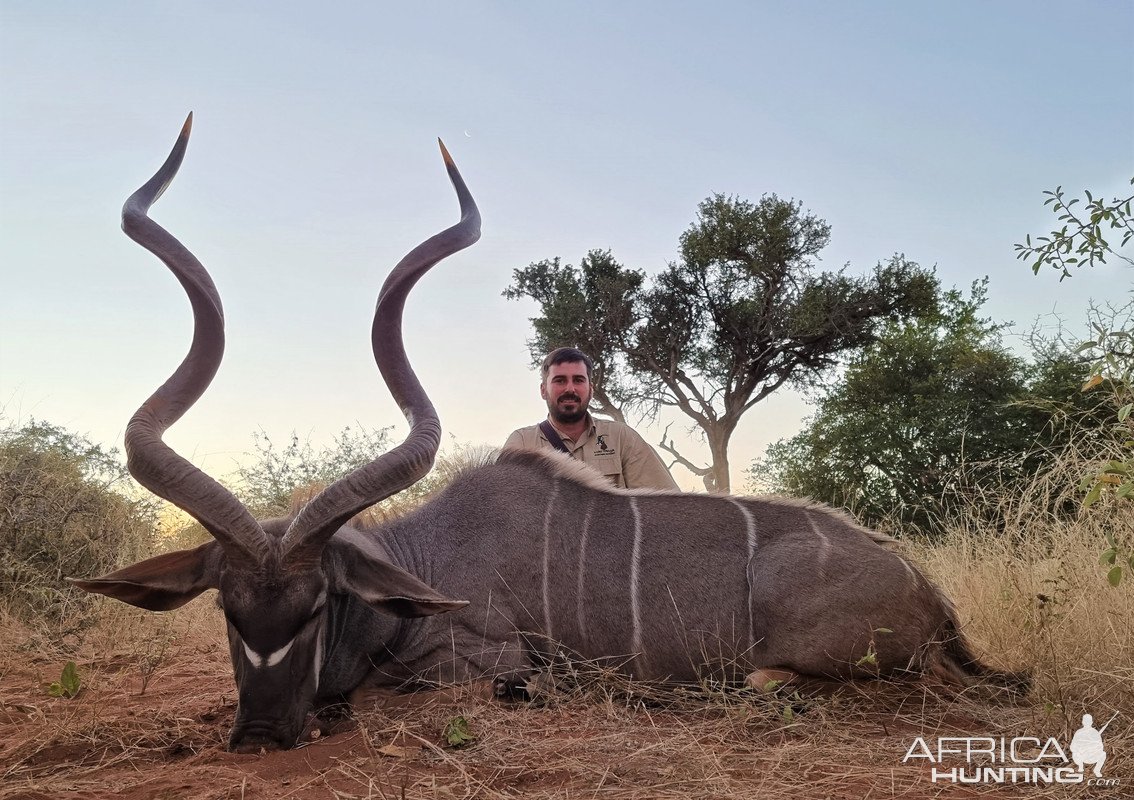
[230,426,394,517]
[168,428,493,546]
[0,418,159,626]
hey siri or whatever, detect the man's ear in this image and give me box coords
[539,380,549,400]
[68,541,223,611]
[329,543,468,618]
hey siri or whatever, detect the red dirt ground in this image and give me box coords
[0,612,1095,799]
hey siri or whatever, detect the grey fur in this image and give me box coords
[347,448,1013,689]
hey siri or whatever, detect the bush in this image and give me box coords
[0,418,159,626]
[233,429,494,524]
[747,289,1116,536]
[169,428,491,546]
[230,426,394,517]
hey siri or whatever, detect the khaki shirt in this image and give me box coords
[503,415,679,491]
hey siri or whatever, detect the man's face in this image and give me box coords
[541,361,593,425]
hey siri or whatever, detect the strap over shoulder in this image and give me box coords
[538,420,572,454]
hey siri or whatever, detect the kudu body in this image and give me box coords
[74,118,1022,752]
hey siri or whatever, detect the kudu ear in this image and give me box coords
[331,544,468,618]
[68,541,223,612]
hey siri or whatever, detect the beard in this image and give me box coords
[547,393,589,425]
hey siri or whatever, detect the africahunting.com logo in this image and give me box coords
[903,711,1120,787]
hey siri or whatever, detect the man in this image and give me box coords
[503,347,679,490]
[1070,713,1108,778]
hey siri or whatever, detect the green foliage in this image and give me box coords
[1014,179,1133,279]
[1075,314,1134,511]
[192,429,489,543]
[503,250,642,424]
[442,715,475,748]
[506,193,939,492]
[1099,532,1133,587]
[855,646,878,669]
[46,661,81,699]
[749,284,1111,535]
[0,418,158,624]
[1017,180,1133,585]
[230,426,394,516]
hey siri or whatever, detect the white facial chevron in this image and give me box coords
[242,638,295,669]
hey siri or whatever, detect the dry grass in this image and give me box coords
[2,499,1131,799]
[919,510,1133,709]
[0,601,1055,800]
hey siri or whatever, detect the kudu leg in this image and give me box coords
[745,667,800,692]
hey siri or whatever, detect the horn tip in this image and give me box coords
[181,112,194,137]
[437,138,455,167]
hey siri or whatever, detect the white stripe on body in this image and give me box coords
[727,498,758,648]
[805,511,832,569]
[541,481,560,641]
[313,627,324,691]
[575,497,595,646]
[629,496,643,672]
[311,593,326,688]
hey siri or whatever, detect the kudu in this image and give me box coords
[73,117,1024,752]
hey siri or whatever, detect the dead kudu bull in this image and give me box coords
[73,117,1025,752]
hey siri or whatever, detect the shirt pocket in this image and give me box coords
[591,458,624,487]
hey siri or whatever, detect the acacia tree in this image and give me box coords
[1014,178,1133,279]
[506,193,939,492]
[503,250,643,424]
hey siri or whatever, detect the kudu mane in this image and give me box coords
[495,448,897,546]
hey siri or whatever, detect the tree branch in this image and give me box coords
[590,385,626,425]
[741,370,794,414]
[658,422,712,478]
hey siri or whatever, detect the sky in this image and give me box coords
[2,1,1132,492]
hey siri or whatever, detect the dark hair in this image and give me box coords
[540,347,594,380]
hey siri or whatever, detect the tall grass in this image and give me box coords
[918,499,1133,712]
[888,407,1134,790]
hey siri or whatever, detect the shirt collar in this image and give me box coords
[546,412,596,444]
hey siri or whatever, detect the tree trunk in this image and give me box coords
[704,428,732,494]
[657,421,735,493]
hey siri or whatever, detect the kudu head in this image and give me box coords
[69,115,480,751]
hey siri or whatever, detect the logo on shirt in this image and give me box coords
[594,434,615,456]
